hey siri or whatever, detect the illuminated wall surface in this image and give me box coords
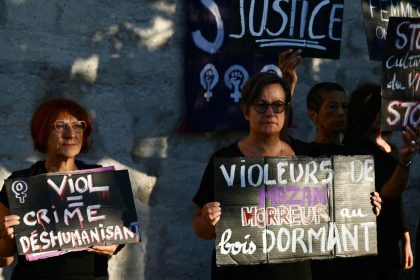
[0,1,418,279]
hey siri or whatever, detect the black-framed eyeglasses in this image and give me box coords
[53,120,86,133]
[253,101,287,114]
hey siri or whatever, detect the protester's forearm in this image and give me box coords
[403,231,411,246]
[193,210,216,240]
[379,165,409,199]
[0,203,17,257]
[0,256,13,267]
[0,239,16,258]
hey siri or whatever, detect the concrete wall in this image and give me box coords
[0,1,417,279]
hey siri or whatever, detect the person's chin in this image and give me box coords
[261,122,277,127]
[335,123,347,130]
[260,127,279,134]
[60,147,81,157]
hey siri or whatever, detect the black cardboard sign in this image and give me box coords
[228,0,344,59]
[214,156,377,266]
[361,0,420,61]
[5,170,140,255]
[185,0,282,132]
[381,17,420,131]
[185,0,343,132]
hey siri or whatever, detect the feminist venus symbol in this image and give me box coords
[11,180,28,204]
[200,64,219,102]
[224,65,249,103]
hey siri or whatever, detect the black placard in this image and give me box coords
[361,0,420,61]
[214,156,377,266]
[5,170,140,255]
[185,0,280,132]
[185,0,343,132]
[381,17,420,131]
[228,0,344,59]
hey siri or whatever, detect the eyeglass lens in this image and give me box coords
[54,120,86,133]
[253,101,285,113]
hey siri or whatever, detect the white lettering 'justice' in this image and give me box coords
[229,0,343,41]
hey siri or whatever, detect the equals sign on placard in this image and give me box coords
[67,195,84,208]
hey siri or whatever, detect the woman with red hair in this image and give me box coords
[0,98,120,279]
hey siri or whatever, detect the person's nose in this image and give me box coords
[62,125,76,138]
[337,105,347,116]
[264,105,276,116]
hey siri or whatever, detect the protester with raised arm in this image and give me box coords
[344,83,417,279]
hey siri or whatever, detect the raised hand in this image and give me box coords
[277,49,302,95]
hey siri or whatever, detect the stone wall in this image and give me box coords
[0,1,417,279]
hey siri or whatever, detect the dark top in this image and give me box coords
[289,136,368,157]
[193,143,310,280]
[341,139,408,280]
[0,160,108,280]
